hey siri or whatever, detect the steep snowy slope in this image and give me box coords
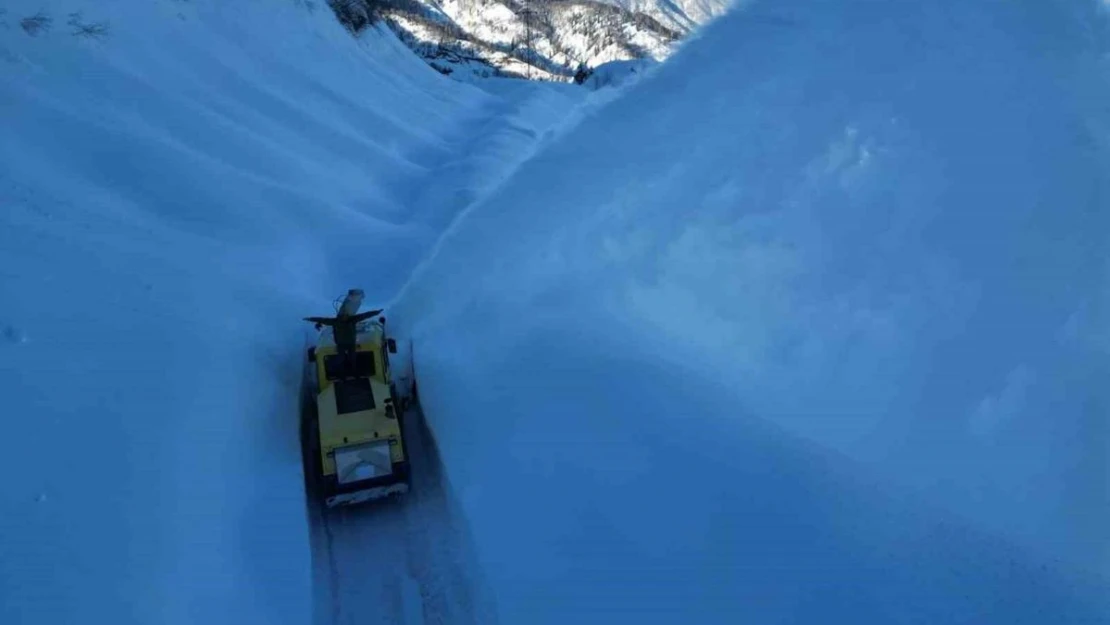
[390,0,1110,622]
[0,1,585,624]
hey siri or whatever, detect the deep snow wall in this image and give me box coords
[0,2,499,623]
[393,0,1110,622]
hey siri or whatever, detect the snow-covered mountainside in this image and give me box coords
[603,0,729,28]
[330,0,729,81]
[4,0,1110,624]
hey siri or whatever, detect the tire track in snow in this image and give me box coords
[306,401,492,625]
[320,505,342,625]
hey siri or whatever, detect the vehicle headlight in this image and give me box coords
[334,440,393,484]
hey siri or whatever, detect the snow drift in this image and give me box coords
[393,0,1110,622]
[0,2,581,623]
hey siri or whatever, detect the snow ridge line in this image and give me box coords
[388,83,607,313]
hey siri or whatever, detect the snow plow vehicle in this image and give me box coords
[303,290,410,508]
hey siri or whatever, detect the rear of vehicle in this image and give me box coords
[306,321,409,507]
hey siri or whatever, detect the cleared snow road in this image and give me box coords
[299,80,586,625]
[303,397,496,625]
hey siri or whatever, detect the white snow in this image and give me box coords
[582,57,659,90]
[0,1,582,623]
[3,0,1110,623]
[388,0,1110,622]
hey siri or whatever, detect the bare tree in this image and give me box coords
[328,0,373,33]
[68,13,110,39]
[519,4,537,79]
[20,11,52,36]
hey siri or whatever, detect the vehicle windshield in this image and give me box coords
[324,352,376,381]
[334,378,376,414]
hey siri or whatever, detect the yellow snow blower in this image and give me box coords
[303,289,409,507]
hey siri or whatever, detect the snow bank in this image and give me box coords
[582,58,659,90]
[393,0,1110,622]
[0,1,530,623]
